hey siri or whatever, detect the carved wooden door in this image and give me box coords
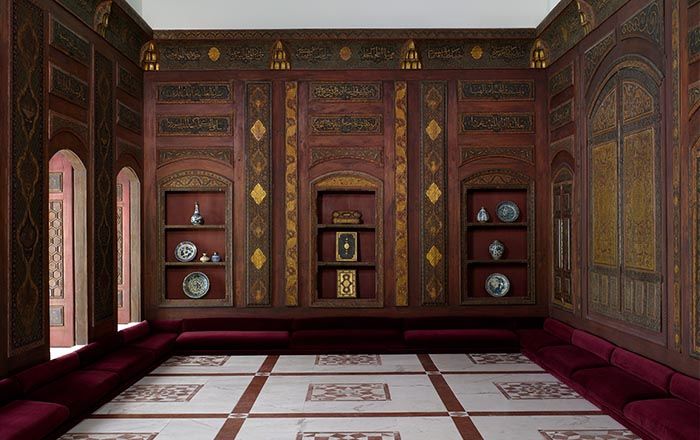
[588,63,663,333]
[48,154,75,347]
[117,173,131,324]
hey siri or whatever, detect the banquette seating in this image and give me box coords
[0,316,697,439]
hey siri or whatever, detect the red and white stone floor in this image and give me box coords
[59,354,639,440]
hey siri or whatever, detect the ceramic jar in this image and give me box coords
[211,251,221,262]
[476,207,490,223]
[199,252,210,263]
[488,240,505,260]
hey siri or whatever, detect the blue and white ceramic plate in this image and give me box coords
[485,272,510,297]
[175,241,197,262]
[183,272,210,299]
[496,201,520,223]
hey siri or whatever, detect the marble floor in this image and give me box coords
[62,353,639,440]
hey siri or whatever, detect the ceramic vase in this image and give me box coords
[476,207,490,223]
[199,253,210,263]
[488,239,505,260]
[211,251,221,262]
[191,201,204,225]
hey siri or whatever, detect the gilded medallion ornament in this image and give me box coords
[208,47,220,62]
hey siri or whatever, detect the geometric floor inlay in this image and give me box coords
[113,384,203,402]
[539,430,641,440]
[306,383,391,401]
[316,355,382,366]
[467,353,532,364]
[495,381,581,400]
[58,435,159,440]
[162,355,230,367]
[296,432,401,440]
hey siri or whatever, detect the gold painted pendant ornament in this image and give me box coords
[400,40,422,70]
[336,232,358,261]
[270,40,291,70]
[337,269,357,298]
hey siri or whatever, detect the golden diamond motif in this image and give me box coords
[251,248,267,270]
[250,183,267,205]
[426,119,442,141]
[250,119,267,141]
[426,245,442,267]
[426,182,442,204]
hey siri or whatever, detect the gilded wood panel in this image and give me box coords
[591,141,618,267]
[622,81,653,123]
[591,90,617,135]
[157,149,232,166]
[622,128,656,272]
[93,51,115,322]
[457,80,534,101]
[460,146,534,165]
[420,82,447,305]
[309,115,383,135]
[11,0,46,352]
[584,32,616,84]
[394,81,408,306]
[117,101,142,134]
[50,19,90,65]
[284,82,299,306]
[245,82,272,306]
[460,113,534,133]
[309,82,382,102]
[310,147,383,167]
[549,100,573,131]
[549,63,574,96]
[620,0,663,46]
[49,200,64,300]
[156,83,232,103]
[49,64,88,108]
[117,65,143,98]
[157,115,232,136]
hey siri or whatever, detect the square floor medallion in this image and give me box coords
[113,384,203,402]
[306,383,391,401]
[59,435,159,440]
[297,432,400,440]
[162,355,230,367]
[467,353,532,364]
[495,381,580,400]
[539,430,641,440]
[315,355,382,366]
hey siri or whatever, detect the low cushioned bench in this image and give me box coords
[0,320,178,440]
[291,317,403,352]
[521,318,700,440]
[0,377,69,440]
[176,317,291,351]
[404,317,521,352]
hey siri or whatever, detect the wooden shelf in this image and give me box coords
[317,224,376,230]
[164,262,227,267]
[317,261,376,268]
[164,225,226,230]
[465,259,528,264]
[465,222,527,228]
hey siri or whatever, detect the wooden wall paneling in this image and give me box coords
[419,81,448,305]
[284,81,299,306]
[394,81,409,306]
[245,82,272,307]
[0,0,10,376]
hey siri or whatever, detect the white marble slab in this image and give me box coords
[64,418,226,440]
[93,375,252,414]
[471,415,633,440]
[430,353,544,372]
[444,373,598,412]
[273,354,425,373]
[236,417,462,440]
[251,374,445,414]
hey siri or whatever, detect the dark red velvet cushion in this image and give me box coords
[76,333,123,367]
[27,370,119,416]
[670,373,700,407]
[624,398,700,440]
[572,366,668,413]
[292,329,403,348]
[403,317,514,330]
[293,317,401,331]
[176,330,289,349]
[543,318,575,342]
[538,344,609,378]
[517,329,569,353]
[13,352,80,393]
[404,329,518,350]
[182,317,291,332]
[0,400,70,440]
[571,330,615,362]
[148,319,183,334]
[129,332,178,356]
[84,346,157,381]
[0,378,20,406]
[611,348,674,391]
[120,321,150,344]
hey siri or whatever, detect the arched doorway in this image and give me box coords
[48,150,88,351]
[116,167,142,325]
